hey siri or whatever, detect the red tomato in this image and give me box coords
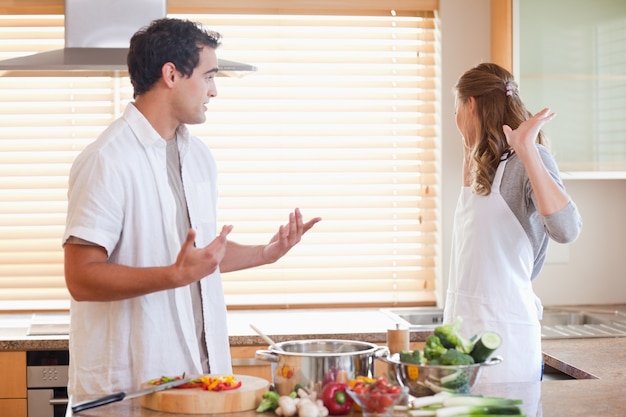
[351,376,404,414]
[385,385,401,394]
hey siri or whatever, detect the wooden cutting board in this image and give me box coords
[140,375,270,414]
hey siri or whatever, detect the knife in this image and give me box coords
[71,377,193,413]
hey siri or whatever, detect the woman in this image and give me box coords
[444,63,582,383]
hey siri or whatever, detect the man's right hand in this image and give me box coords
[173,225,233,286]
[64,225,234,302]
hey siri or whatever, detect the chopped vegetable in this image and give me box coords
[176,380,204,389]
[469,332,502,363]
[148,373,203,389]
[198,375,242,391]
[424,335,448,361]
[400,348,425,365]
[321,382,353,415]
[148,374,187,385]
[257,390,281,413]
[434,317,475,354]
[148,374,242,391]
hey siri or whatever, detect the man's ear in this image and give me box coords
[162,62,177,87]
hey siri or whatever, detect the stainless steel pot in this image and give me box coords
[255,339,388,396]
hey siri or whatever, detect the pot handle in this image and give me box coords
[373,345,390,358]
[255,349,279,363]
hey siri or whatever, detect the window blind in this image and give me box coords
[0,6,440,310]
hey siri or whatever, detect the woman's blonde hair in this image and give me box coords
[455,63,546,195]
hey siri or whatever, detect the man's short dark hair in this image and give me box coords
[127,18,222,97]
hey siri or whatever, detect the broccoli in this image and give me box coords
[423,335,447,361]
[256,390,280,412]
[433,317,475,354]
[399,348,424,365]
[438,348,475,366]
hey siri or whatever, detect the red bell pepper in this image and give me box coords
[203,379,242,391]
[321,382,353,415]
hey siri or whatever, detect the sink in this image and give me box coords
[541,310,626,339]
[381,307,626,339]
[380,307,444,330]
[540,312,613,326]
[542,363,577,380]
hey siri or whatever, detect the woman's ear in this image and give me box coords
[466,96,477,114]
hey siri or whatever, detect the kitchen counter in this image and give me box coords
[2,305,626,416]
[73,376,624,417]
[62,337,626,417]
[63,343,626,417]
[0,309,414,351]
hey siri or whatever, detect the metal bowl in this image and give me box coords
[255,339,389,396]
[379,353,503,397]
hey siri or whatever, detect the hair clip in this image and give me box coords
[505,83,516,97]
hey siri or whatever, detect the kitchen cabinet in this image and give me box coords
[519,0,626,177]
[0,351,27,417]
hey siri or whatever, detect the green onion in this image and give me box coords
[442,396,523,407]
[411,392,453,409]
[411,394,525,417]
[435,405,524,417]
[438,414,526,417]
[408,410,436,416]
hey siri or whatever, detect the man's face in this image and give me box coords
[174,46,219,125]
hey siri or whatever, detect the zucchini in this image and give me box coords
[469,332,501,363]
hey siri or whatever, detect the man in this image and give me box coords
[63,18,321,397]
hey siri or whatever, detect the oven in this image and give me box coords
[26,350,69,417]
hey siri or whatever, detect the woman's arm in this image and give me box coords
[503,108,570,216]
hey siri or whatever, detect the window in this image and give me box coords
[0,2,440,310]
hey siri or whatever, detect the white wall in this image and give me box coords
[534,179,626,305]
[438,0,491,306]
[438,0,626,307]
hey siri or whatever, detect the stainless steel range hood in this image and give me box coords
[0,0,256,77]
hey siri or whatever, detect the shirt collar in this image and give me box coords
[123,103,191,154]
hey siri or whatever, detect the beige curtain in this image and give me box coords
[0,3,440,310]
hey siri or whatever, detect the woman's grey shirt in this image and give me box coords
[499,145,583,280]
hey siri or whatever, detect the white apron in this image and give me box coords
[444,156,543,383]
